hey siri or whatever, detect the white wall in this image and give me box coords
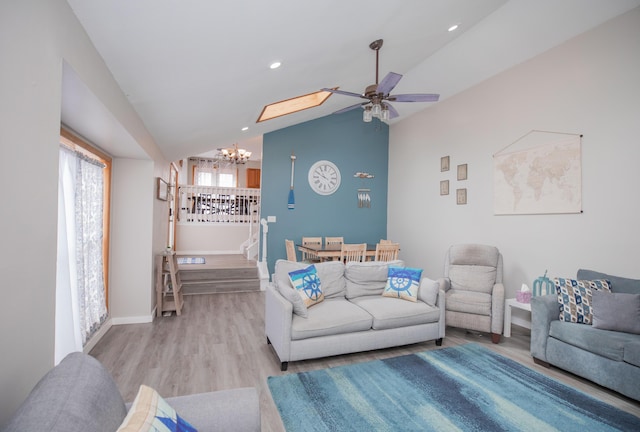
[0,0,170,424]
[177,224,252,254]
[389,8,640,297]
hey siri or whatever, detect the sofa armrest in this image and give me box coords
[437,277,451,292]
[436,289,446,339]
[530,294,558,362]
[491,282,505,334]
[265,283,293,363]
[166,387,260,432]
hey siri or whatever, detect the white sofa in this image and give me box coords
[265,259,445,371]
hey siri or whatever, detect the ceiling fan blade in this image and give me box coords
[321,88,365,99]
[385,103,400,119]
[333,102,367,115]
[376,72,403,95]
[390,93,440,102]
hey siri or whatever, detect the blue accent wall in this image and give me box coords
[261,109,389,274]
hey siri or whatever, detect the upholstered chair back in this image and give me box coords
[445,244,502,294]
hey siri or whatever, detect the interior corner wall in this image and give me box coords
[388,7,640,296]
[109,159,156,322]
[261,109,389,274]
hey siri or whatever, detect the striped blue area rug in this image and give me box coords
[268,343,640,431]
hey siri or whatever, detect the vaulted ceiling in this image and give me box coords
[65,0,640,161]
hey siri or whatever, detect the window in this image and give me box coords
[56,127,111,362]
[192,158,236,187]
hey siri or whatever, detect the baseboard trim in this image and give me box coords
[111,314,154,325]
[83,318,113,354]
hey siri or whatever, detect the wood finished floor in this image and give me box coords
[90,292,640,431]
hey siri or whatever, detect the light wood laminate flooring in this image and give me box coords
[90,292,640,431]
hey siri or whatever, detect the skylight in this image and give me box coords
[257,89,335,122]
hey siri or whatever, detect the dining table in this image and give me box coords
[296,243,378,261]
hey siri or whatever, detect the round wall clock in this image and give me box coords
[308,160,341,195]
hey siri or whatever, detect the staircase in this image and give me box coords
[177,254,261,295]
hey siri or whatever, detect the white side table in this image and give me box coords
[504,298,532,337]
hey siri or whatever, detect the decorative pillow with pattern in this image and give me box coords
[383,266,423,302]
[117,385,197,432]
[554,278,611,324]
[288,264,324,307]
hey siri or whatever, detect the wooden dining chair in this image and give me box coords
[285,239,297,262]
[340,243,367,263]
[302,237,322,262]
[374,242,400,261]
[325,236,344,247]
[380,239,394,244]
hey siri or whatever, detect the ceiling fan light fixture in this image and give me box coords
[381,105,390,121]
[363,106,373,122]
[371,102,382,117]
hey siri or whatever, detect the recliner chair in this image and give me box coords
[440,244,505,343]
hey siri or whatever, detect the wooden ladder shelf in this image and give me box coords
[155,252,184,317]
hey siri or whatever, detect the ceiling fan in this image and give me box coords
[322,39,439,122]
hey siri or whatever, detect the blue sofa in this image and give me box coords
[531,269,640,401]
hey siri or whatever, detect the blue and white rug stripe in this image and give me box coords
[268,343,640,431]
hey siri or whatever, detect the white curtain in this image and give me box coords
[55,146,107,364]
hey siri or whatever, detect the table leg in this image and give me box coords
[504,301,512,338]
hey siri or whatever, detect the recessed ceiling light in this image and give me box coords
[270,61,282,69]
[448,24,459,32]
[241,126,249,131]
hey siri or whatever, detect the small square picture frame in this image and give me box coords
[157,177,169,201]
[456,188,467,205]
[440,180,449,196]
[457,163,468,181]
[440,156,450,172]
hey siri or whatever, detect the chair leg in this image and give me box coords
[435,338,443,346]
[491,333,501,344]
[281,362,288,372]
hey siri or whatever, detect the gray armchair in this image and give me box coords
[440,244,505,343]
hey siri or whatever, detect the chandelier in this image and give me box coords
[220,143,251,164]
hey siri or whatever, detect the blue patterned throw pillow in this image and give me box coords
[383,266,423,302]
[288,265,324,307]
[554,278,611,324]
[117,385,197,432]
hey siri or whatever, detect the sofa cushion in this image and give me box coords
[382,266,422,302]
[350,296,440,330]
[592,291,640,335]
[445,290,491,316]
[288,265,324,308]
[291,298,373,340]
[418,277,439,307]
[274,259,345,299]
[3,352,127,432]
[344,260,404,299]
[578,269,640,294]
[447,265,497,295]
[549,320,632,361]
[623,341,640,368]
[554,278,611,324]
[117,385,196,432]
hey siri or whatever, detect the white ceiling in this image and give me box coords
[65,0,640,162]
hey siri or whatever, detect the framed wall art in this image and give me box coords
[440,180,449,196]
[456,188,467,205]
[457,163,468,181]
[440,156,450,172]
[157,177,169,201]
